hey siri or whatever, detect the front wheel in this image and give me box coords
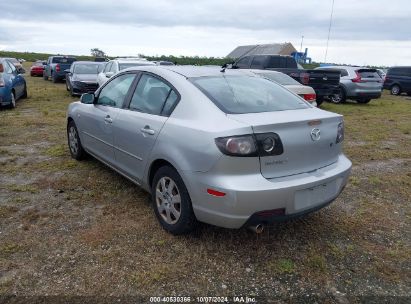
[9,91,16,109]
[152,166,197,235]
[391,85,401,95]
[67,120,86,160]
[21,83,28,99]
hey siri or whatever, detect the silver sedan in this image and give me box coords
[67,66,352,234]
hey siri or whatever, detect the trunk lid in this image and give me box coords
[228,108,343,179]
[306,69,341,86]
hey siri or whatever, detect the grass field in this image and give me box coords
[0,63,410,302]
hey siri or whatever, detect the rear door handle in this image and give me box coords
[104,115,113,124]
[140,125,155,135]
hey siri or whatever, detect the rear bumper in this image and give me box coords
[348,91,381,99]
[0,88,11,106]
[184,154,352,229]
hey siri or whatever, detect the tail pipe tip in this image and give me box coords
[248,224,264,234]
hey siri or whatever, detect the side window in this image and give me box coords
[340,69,348,77]
[267,57,280,68]
[129,74,178,115]
[96,73,135,108]
[250,56,267,69]
[110,62,117,73]
[235,57,251,68]
[104,62,112,73]
[4,61,13,74]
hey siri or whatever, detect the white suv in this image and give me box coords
[97,58,155,87]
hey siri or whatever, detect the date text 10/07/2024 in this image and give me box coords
[149,296,257,303]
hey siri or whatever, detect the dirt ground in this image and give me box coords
[0,64,410,303]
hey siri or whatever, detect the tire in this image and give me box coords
[9,91,16,109]
[330,87,346,104]
[21,83,28,99]
[67,120,86,160]
[52,73,59,83]
[43,72,48,80]
[70,85,75,97]
[316,96,324,106]
[357,98,371,104]
[151,166,197,235]
[407,92,411,96]
[391,85,401,95]
[66,80,70,91]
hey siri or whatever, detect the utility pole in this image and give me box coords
[324,0,335,63]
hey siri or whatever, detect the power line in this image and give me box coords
[324,0,335,63]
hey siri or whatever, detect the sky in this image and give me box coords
[1,0,411,66]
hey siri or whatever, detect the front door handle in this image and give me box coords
[140,125,155,135]
[104,115,113,124]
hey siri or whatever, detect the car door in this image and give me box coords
[79,73,136,165]
[5,61,24,98]
[112,73,179,182]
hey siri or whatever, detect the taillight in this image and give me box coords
[352,71,362,83]
[336,121,344,143]
[300,72,310,85]
[303,93,316,102]
[55,64,60,72]
[215,133,283,157]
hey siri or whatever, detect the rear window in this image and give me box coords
[388,67,411,76]
[258,72,300,85]
[191,75,309,114]
[52,57,76,64]
[119,63,150,70]
[357,69,379,78]
[73,64,100,74]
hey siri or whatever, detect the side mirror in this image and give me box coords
[17,68,26,74]
[105,72,114,78]
[80,93,95,104]
[64,69,71,74]
[0,64,3,73]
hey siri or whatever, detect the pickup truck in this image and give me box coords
[43,56,76,83]
[231,55,341,105]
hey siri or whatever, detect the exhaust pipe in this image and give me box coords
[248,224,264,234]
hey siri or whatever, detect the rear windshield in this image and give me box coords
[52,57,76,64]
[119,63,150,70]
[73,64,100,74]
[357,69,380,78]
[258,72,300,85]
[191,75,309,114]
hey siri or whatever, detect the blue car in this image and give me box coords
[0,58,27,108]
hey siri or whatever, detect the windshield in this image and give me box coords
[73,64,100,74]
[52,57,76,64]
[191,75,309,114]
[119,63,151,70]
[258,72,300,86]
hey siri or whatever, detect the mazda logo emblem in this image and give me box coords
[311,128,321,141]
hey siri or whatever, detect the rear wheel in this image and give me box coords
[152,166,197,235]
[52,73,59,83]
[330,88,346,104]
[391,85,401,95]
[67,120,86,160]
[43,72,48,80]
